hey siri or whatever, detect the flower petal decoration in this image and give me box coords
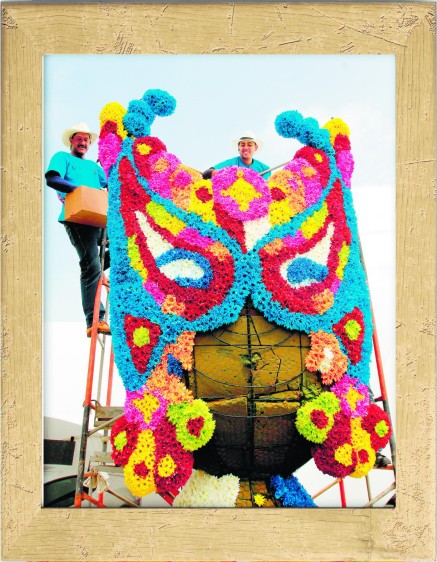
[295,392,341,443]
[110,415,141,466]
[153,419,194,495]
[333,308,366,365]
[211,166,272,222]
[348,417,376,478]
[311,411,378,479]
[361,403,392,451]
[305,330,348,385]
[270,474,317,507]
[146,370,194,404]
[311,412,357,478]
[125,386,167,430]
[331,374,370,418]
[142,88,177,117]
[123,429,157,496]
[167,399,216,451]
[132,136,167,179]
[172,470,240,507]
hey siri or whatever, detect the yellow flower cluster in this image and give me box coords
[189,180,218,225]
[335,242,350,281]
[99,101,128,138]
[124,430,156,496]
[133,393,161,424]
[349,418,376,478]
[301,202,328,239]
[127,235,148,282]
[146,201,186,235]
[157,454,177,478]
[323,117,350,145]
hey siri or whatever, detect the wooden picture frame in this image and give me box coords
[2,2,435,560]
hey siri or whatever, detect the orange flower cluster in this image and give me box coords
[305,330,348,385]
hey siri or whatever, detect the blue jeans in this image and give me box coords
[64,223,110,327]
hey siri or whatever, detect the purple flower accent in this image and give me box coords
[124,386,167,430]
[98,133,122,175]
[331,374,370,418]
[211,166,271,222]
[147,151,181,198]
[336,151,354,188]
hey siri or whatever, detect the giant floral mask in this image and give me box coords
[100,89,391,502]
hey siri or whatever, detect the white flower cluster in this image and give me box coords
[173,470,240,507]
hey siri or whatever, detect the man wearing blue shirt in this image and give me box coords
[202,132,271,180]
[45,122,110,337]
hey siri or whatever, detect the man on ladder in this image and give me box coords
[45,122,111,337]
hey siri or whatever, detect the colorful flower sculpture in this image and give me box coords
[101,88,389,502]
[296,379,391,479]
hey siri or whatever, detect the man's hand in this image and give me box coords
[202,168,216,180]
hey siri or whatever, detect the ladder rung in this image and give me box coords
[94,405,124,427]
[90,452,116,463]
[94,465,124,475]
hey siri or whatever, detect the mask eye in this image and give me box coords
[156,249,213,289]
[285,257,328,288]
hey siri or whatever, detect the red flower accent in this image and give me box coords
[134,461,150,478]
[196,187,213,202]
[213,199,247,252]
[333,307,365,365]
[133,136,167,179]
[271,187,287,201]
[361,404,392,450]
[110,416,140,466]
[310,409,329,429]
[294,146,331,187]
[100,120,118,139]
[124,315,162,374]
[186,416,205,437]
[119,157,152,238]
[358,449,369,464]
[312,413,356,477]
[153,419,194,496]
[333,134,351,152]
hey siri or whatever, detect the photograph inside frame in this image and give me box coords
[43,53,396,509]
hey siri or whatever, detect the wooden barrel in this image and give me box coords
[187,298,321,478]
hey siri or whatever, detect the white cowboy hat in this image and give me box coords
[62,122,98,147]
[233,131,263,151]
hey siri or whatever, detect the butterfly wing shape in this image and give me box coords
[250,114,373,384]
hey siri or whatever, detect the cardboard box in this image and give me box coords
[64,185,108,228]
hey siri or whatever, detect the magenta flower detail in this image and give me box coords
[125,387,167,430]
[331,375,370,418]
[212,166,271,222]
[98,133,122,175]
